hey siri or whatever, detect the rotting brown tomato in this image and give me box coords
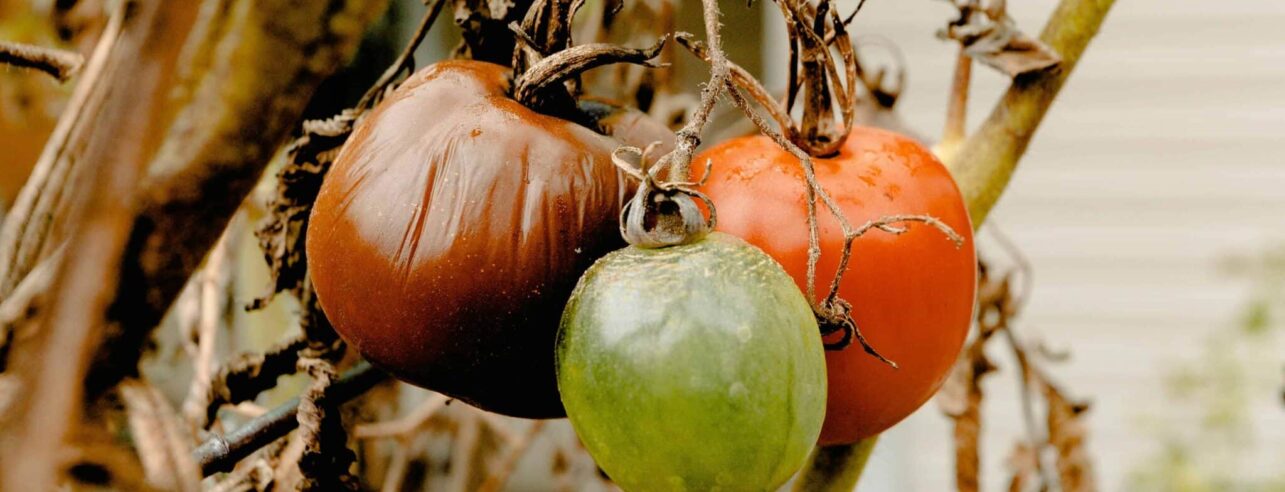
[577,97,677,157]
[307,60,672,418]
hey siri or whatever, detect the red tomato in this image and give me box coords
[694,126,976,444]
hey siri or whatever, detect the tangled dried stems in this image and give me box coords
[939,246,1095,492]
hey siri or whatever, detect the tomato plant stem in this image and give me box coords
[792,436,879,492]
[945,0,1116,226]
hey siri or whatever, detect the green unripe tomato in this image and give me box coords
[556,232,827,491]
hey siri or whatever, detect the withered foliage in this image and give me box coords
[939,0,1062,78]
[940,254,1096,492]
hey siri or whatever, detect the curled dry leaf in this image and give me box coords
[941,253,1097,492]
[939,332,996,492]
[251,112,358,309]
[296,358,360,491]
[192,336,309,430]
[940,1,1061,78]
[1044,380,1096,492]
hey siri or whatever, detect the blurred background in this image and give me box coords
[2,0,1282,490]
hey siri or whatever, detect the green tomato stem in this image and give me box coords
[792,437,879,492]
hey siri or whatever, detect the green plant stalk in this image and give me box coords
[948,0,1116,226]
[793,436,879,492]
[796,0,1115,489]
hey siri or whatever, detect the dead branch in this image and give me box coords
[180,235,229,432]
[0,2,195,488]
[89,0,390,398]
[353,393,451,440]
[194,362,387,476]
[477,421,546,492]
[0,1,126,298]
[0,40,84,81]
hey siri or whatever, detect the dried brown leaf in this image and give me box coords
[1004,441,1041,492]
[941,7,1061,78]
[250,112,357,310]
[1045,381,1096,492]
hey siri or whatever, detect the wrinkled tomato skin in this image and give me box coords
[307,60,630,418]
[694,127,977,444]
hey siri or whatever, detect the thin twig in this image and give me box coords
[379,438,413,492]
[673,33,794,136]
[120,380,202,492]
[181,235,228,431]
[0,40,84,81]
[0,248,64,365]
[353,393,451,439]
[513,39,667,107]
[193,362,388,476]
[356,0,447,110]
[478,421,546,492]
[446,411,482,492]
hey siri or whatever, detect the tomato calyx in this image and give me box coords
[612,144,715,249]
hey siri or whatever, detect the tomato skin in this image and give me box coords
[694,127,976,444]
[557,232,826,491]
[577,97,677,157]
[307,60,632,418]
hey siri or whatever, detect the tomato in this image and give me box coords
[557,232,826,490]
[694,126,976,444]
[577,97,676,158]
[307,60,644,418]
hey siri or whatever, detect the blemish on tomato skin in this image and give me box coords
[883,183,901,201]
[470,128,482,137]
